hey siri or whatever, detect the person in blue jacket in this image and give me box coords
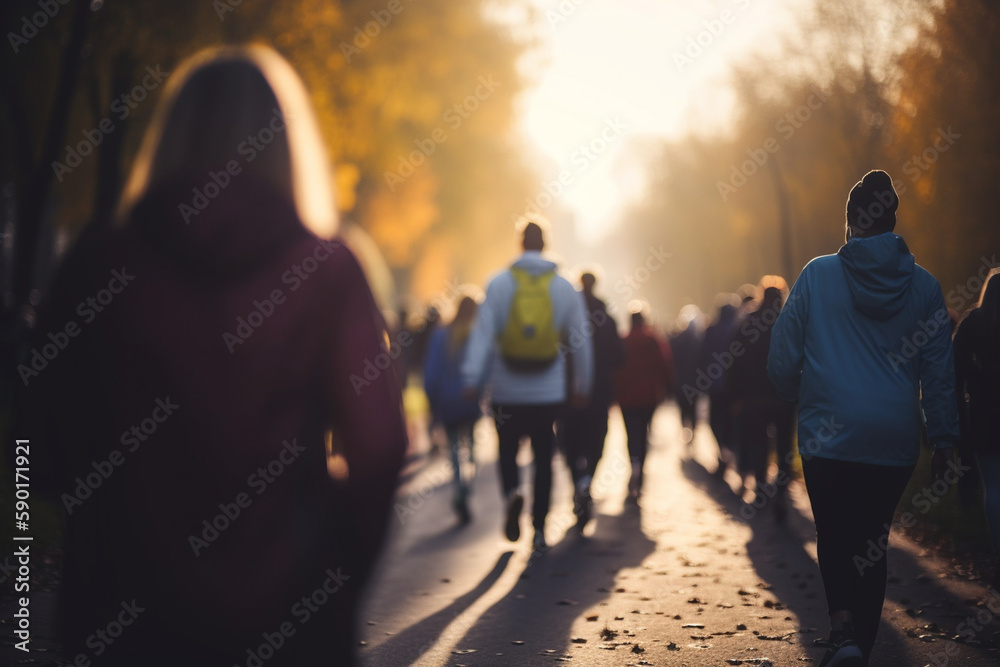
[424,295,484,524]
[768,170,960,667]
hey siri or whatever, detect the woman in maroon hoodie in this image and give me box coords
[21,46,407,666]
[615,309,675,501]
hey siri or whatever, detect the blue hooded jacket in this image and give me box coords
[767,233,959,466]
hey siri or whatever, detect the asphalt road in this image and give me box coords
[359,405,1000,667]
[2,405,998,666]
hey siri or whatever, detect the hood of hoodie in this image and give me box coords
[511,250,559,275]
[838,233,915,320]
[128,176,311,281]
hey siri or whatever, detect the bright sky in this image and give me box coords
[514,0,803,245]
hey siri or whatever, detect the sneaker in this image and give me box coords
[532,531,548,552]
[504,492,523,542]
[818,623,864,667]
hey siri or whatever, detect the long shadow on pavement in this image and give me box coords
[681,456,1000,666]
[447,508,657,666]
[362,550,515,667]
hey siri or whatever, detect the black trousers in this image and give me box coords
[621,406,656,484]
[802,456,914,661]
[737,403,795,498]
[709,393,734,453]
[561,403,610,486]
[493,403,561,531]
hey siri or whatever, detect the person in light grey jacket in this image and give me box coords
[462,221,593,550]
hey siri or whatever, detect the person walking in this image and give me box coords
[730,280,796,523]
[768,170,960,666]
[19,46,408,667]
[615,309,675,503]
[954,267,1000,589]
[461,220,593,551]
[424,295,484,524]
[698,293,741,477]
[560,271,625,528]
[669,305,704,444]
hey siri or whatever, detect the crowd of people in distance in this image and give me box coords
[410,172,1000,667]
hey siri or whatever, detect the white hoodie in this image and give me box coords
[461,251,594,405]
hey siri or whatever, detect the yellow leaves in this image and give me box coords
[335,163,360,212]
[363,167,440,267]
[409,234,458,304]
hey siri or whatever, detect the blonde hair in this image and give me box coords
[116,44,337,238]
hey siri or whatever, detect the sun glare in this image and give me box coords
[516,0,802,245]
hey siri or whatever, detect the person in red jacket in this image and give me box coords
[18,46,407,667]
[615,309,675,502]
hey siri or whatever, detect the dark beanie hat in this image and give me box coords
[846,170,899,235]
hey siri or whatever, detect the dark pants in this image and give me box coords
[802,456,914,661]
[738,402,795,501]
[709,393,735,464]
[678,395,696,428]
[494,403,561,531]
[561,403,610,486]
[621,406,656,485]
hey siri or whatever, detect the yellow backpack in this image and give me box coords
[499,267,559,371]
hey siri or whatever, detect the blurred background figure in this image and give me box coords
[954,268,1000,588]
[698,292,742,478]
[730,277,794,522]
[424,293,483,525]
[19,46,407,667]
[615,306,675,503]
[560,270,624,529]
[410,304,441,379]
[669,304,705,445]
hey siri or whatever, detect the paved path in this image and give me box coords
[2,405,998,666]
[360,405,1000,667]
